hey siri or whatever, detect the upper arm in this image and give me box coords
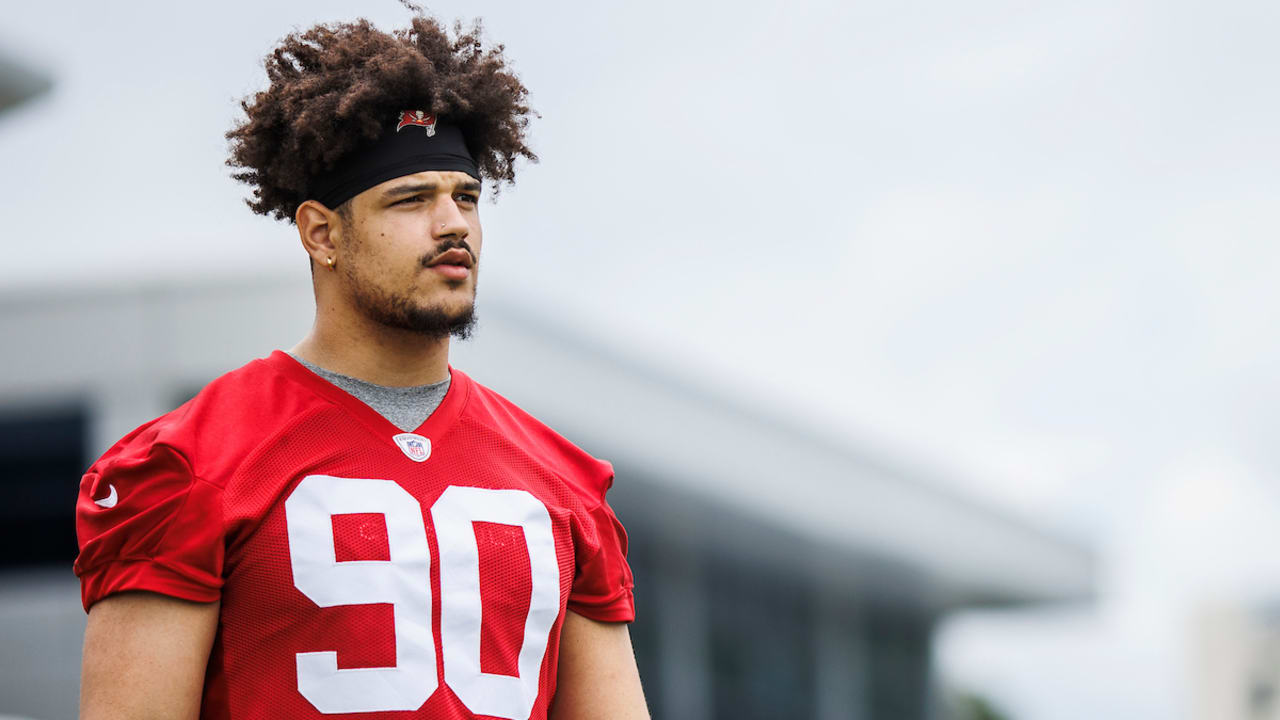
[550,610,649,720]
[80,592,220,720]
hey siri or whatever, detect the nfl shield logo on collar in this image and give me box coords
[392,433,432,462]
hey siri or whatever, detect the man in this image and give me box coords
[74,13,648,720]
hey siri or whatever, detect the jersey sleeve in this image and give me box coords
[567,476,636,623]
[74,441,226,611]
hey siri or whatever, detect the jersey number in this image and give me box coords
[284,475,560,718]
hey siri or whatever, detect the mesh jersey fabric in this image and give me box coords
[74,351,635,720]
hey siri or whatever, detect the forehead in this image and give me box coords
[367,170,481,198]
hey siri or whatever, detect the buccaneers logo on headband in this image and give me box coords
[396,110,438,136]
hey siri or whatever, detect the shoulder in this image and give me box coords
[455,370,615,505]
[89,352,324,485]
[73,358,303,604]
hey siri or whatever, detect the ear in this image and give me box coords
[296,200,343,268]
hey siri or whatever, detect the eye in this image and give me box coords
[393,195,425,205]
[454,193,479,205]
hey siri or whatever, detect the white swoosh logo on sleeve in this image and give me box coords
[93,484,118,509]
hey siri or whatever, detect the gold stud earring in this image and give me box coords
[326,257,335,270]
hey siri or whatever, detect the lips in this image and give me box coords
[427,248,473,268]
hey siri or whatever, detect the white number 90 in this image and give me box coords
[284,476,560,718]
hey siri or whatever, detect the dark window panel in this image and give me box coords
[0,406,87,568]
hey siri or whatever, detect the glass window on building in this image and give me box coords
[866,604,932,720]
[709,555,816,720]
[0,405,88,568]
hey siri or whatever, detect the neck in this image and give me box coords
[291,304,452,387]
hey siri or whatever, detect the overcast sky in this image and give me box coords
[3,1,1279,717]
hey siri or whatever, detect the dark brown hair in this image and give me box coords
[226,13,536,222]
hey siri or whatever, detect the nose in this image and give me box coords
[432,197,469,240]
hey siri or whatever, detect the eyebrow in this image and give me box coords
[382,183,436,200]
[381,180,483,200]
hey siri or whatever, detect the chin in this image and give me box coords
[424,291,474,314]
[425,284,475,308]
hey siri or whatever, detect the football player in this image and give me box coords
[74,12,648,720]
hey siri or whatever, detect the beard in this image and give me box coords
[353,284,479,340]
[345,253,479,341]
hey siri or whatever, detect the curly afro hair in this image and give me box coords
[226,12,537,222]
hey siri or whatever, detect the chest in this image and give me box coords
[210,433,579,718]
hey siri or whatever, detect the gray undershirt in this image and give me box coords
[290,353,451,432]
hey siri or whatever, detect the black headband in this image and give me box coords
[309,111,480,210]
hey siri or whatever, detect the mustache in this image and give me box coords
[421,239,476,268]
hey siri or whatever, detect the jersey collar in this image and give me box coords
[263,350,471,443]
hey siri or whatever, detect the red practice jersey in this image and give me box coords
[74,351,635,720]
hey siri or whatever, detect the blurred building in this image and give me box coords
[0,277,1092,720]
[0,48,50,114]
[1193,604,1280,720]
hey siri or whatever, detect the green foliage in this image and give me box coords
[951,691,1012,720]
